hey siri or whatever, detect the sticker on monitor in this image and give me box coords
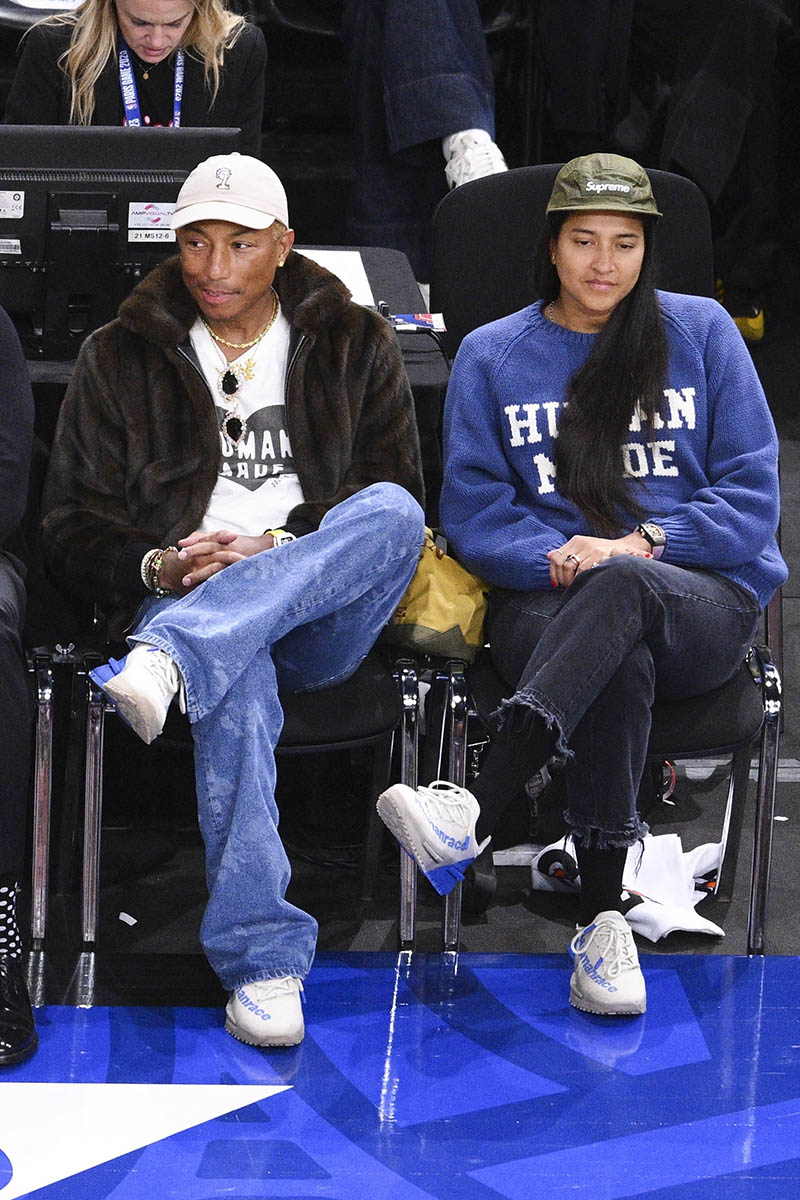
[128,201,176,241]
[0,191,24,220]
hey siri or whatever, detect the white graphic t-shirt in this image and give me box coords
[190,306,305,535]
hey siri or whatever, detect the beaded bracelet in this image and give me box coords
[142,545,178,597]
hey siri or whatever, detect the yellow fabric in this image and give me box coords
[382,528,489,662]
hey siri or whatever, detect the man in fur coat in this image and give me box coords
[43,153,425,1048]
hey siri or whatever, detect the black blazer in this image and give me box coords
[3,20,267,156]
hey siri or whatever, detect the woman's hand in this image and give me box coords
[159,529,276,595]
[547,531,652,588]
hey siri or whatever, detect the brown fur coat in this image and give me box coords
[42,249,423,632]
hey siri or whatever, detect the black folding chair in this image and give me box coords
[400,165,783,954]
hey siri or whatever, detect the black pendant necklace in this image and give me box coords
[221,412,246,445]
[216,360,255,447]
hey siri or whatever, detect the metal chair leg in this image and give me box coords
[82,674,107,945]
[713,745,752,903]
[748,649,782,955]
[442,660,468,952]
[395,660,420,950]
[30,654,54,943]
[361,730,395,902]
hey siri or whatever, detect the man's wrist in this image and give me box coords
[141,545,178,595]
[264,528,297,547]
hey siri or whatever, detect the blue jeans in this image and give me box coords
[128,484,424,991]
[487,557,760,847]
[341,0,495,278]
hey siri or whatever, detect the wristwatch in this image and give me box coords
[637,521,666,559]
[265,528,297,547]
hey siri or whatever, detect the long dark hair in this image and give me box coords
[534,212,668,536]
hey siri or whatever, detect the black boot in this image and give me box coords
[0,954,37,1066]
[0,879,37,1067]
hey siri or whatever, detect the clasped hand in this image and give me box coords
[547,532,651,589]
[159,529,277,595]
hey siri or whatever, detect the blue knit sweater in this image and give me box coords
[440,291,786,609]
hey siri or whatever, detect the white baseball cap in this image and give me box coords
[171,153,289,230]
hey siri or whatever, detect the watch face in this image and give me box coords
[641,522,666,546]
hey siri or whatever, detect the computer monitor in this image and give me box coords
[0,124,241,359]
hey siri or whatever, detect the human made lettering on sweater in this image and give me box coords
[503,386,697,495]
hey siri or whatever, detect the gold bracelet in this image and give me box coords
[140,547,160,589]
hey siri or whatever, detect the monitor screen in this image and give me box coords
[0,124,241,359]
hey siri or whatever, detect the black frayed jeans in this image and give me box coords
[486,557,760,849]
[0,555,33,877]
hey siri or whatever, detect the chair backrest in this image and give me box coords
[430,163,714,360]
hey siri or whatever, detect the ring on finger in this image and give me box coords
[565,553,581,567]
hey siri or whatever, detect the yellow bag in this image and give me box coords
[381,528,490,662]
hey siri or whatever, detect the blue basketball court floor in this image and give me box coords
[3,949,800,1198]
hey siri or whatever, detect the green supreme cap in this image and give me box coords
[546,152,662,219]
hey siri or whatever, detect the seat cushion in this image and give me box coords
[648,661,764,757]
[468,651,764,758]
[279,652,402,749]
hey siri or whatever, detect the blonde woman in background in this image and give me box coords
[4,0,266,154]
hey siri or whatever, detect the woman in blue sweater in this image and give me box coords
[378,152,786,1016]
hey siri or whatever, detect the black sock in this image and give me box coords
[472,708,555,844]
[0,875,22,959]
[574,843,627,927]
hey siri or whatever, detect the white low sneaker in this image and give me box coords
[225,977,305,1047]
[90,643,185,744]
[377,780,490,895]
[443,128,508,189]
[569,910,647,1016]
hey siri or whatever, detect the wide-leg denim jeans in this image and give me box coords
[129,484,424,991]
[487,557,760,847]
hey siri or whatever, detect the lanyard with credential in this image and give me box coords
[118,39,185,127]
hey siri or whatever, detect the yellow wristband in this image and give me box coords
[265,529,297,546]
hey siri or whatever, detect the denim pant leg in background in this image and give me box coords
[0,555,33,877]
[341,0,496,277]
[129,484,424,991]
[487,557,760,847]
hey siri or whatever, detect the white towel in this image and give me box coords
[528,832,725,941]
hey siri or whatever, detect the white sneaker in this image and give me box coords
[443,128,508,189]
[90,644,185,745]
[377,780,490,895]
[225,977,305,1047]
[569,910,647,1016]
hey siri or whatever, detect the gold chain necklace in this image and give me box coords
[202,289,278,350]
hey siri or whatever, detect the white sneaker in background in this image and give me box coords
[569,910,647,1016]
[377,780,490,895]
[225,977,305,1047]
[443,128,508,189]
[91,643,185,745]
